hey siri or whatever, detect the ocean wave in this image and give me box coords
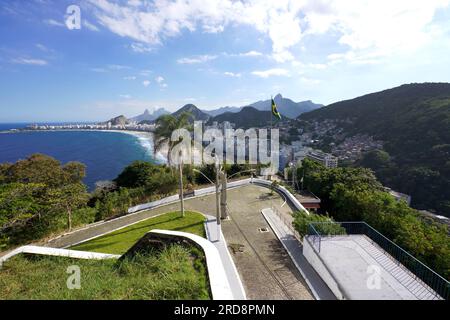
[126,131,167,164]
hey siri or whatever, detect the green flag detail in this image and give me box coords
[272,98,281,120]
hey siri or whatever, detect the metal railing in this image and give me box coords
[270,205,302,242]
[306,221,450,300]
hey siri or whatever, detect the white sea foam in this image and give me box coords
[122,131,167,164]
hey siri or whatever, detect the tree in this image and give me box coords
[115,161,159,188]
[153,112,191,217]
[47,183,89,231]
[0,183,46,231]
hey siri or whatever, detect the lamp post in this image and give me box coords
[215,157,221,228]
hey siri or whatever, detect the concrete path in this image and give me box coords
[221,185,314,300]
[261,208,336,300]
[204,215,247,300]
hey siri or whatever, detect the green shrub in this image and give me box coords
[293,211,345,237]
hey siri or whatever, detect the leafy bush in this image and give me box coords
[293,211,344,237]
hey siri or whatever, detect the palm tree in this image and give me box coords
[153,112,191,217]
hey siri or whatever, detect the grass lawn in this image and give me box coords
[71,211,206,254]
[0,246,210,300]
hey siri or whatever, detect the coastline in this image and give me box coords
[0,128,169,164]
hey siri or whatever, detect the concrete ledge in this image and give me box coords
[0,245,120,268]
[252,178,309,214]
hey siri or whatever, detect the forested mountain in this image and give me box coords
[209,106,274,128]
[204,106,242,117]
[299,83,450,216]
[251,94,322,118]
[172,104,210,122]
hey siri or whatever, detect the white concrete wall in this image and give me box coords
[128,194,180,213]
[252,178,309,214]
[0,245,120,268]
[303,237,346,300]
[128,177,308,215]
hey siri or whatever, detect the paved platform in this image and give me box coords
[318,235,441,300]
[261,208,336,300]
[221,185,314,300]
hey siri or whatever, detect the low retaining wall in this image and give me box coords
[0,245,120,268]
[128,178,253,213]
[252,178,309,214]
[128,177,308,215]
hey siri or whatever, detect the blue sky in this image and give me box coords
[1,0,450,122]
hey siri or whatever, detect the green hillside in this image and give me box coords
[299,83,450,216]
[209,106,276,129]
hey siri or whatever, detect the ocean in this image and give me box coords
[0,123,161,190]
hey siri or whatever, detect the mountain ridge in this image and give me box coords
[298,82,450,216]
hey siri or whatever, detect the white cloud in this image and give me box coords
[43,19,65,27]
[155,76,165,83]
[12,58,48,66]
[83,20,100,32]
[225,50,263,57]
[177,55,217,64]
[300,77,321,85]
[308,63,327,70]
[140,69,152,76]
[251,68,289,78]
[119,94,131,99]
[91,67,107,72]
[142,80,151,87]
[130,42,153,53]
[35,44,50,52]
[108,64,130,70]
[240,50,263,57]
[87,0,450,65]
[224,71,242,77]
[123,76,137,80]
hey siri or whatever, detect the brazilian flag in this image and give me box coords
[272,98,281,120]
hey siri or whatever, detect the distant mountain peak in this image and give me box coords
[173,104,210,122]
[131,108,170,123]
[250,95,322,119]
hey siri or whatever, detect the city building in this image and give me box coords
[306,150,339,168]
[385,187,412,205]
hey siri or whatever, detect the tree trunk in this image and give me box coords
[179,161,185,217]
[67,206,72,232]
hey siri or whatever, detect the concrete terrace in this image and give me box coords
[317,235,441,300]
